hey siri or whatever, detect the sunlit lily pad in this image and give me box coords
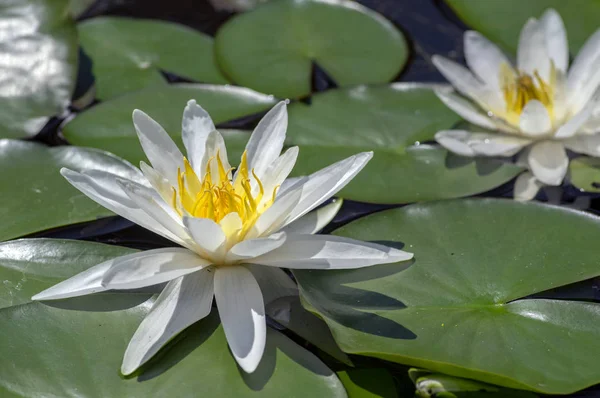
[62,84,276,165]
[214,0,407,98]
[78,17,228,100]
[0,0,77,138]
[446,0,600,53]
[337,369,398,398]
[287,85,523,204]
[295,199,600,394]
[569,157,600,193]
[0,140,141,241]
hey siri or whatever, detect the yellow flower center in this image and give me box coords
[171,151,276,236]
[499,62,556,125]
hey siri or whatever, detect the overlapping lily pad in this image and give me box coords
[569,157,600,193]
[0,0,77,138]
[214,0,407,98]
[78,17,228,100]
[287,84,523,204]
[294,199,600,394]
[62,84,277,165]
[446,0,600,53]
[0,140,142,241]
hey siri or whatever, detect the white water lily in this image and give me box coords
[432,9,600,200]
[32,100,412,374]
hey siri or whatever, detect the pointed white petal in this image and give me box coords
[567,29,600,112]
[260,146,299,205]
[121,270,214,375]
[245,101,288,178]
[183,216,226,258]
[182,99,216,174]
[280,199,342,235]
[554,102,595,138]
[527,141,568,185]
[435,130,530,157]
[132,109,183,186]
[435,89,500,130]
[61,169,184,245]
[248,234,413,270]
[519,100,552,136]
[277,176,303,197]
[564,133,600,156]
[139,161,172,202]
[214,266,266,373]
[463,30,512,92]
[513,171,543,201]
[226,232,287,263]
[540,9,568,72]
[517,18,552,81]
[101,248,210,290]
[247,185,304,239]
[245,264,297,306]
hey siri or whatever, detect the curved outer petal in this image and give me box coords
[463,30,512,94]
[214,265,266,373]
[247,234,413,270]
[554,101,595,139]
[527,141,569,185]
[517,18,552,82]
[101,248,211,290]
[540,9,569,73]
[564,133,600,156]
[513,171,543,201]
[132,109,184,186]
[121,270,215,375]
[519,100,552,137]
[245,264,298,306]
[280,199,343,235]
[183,216,226,259]
[61,168,185,246]
[139,161,172,202]
[244,101,288,179]
[259,146,299,206]
[435,130,531,157]
[434,88,504,131]
[567,29,600,113]
[226,232,287,263]
[182,99,216,175]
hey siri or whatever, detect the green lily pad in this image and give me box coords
[337,369,398,398]
[78,17,229,100]
[0,239,136,309]
[0,0,77,138]
[569,157,600,192]
[62,84,276,165]
[287,85,523,204]
[0,140,141,241]
[214,0,407,99]
[294,199,600,394]
[446,0,600,54]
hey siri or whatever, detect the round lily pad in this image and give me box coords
[287,84,523,204]
[78,17,229,100]
[214,0,407,99]
[0,0,77,138]
[446,0,600,53]
[62,84,276,165]
[294,199,600,394]
[569,157,600,193]
[0,140,141,241]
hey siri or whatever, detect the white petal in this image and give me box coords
[121,270,214,375]
[182,99,216,175]
[435,130,531,157]
[277,176,303,197]
[527,141,569,185]
[519,100,552,136]
[61,169,185,245]
[280,199,342,235]
[139,161,172,202]
[248,234,413,270]
[245,264,297,306]
[101,248,211,290]
[567,29,600,113]
[463,30,512,92]
[226,232,287,263]
[260,146,299,205]
[540,9,568,72]
[434,89,500,131]
[183,216,226,258]
[245,101,288,178]
[247,185,304,239]
[214,266,266,373]
[204,130,231,182]
[513,171,543,201]
[554,102,595,138]
[132,109,183,186]
[517,18,552,81]
[564,133,600,156]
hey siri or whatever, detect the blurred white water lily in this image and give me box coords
[432,9,600,200]
[32,100,412,374]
